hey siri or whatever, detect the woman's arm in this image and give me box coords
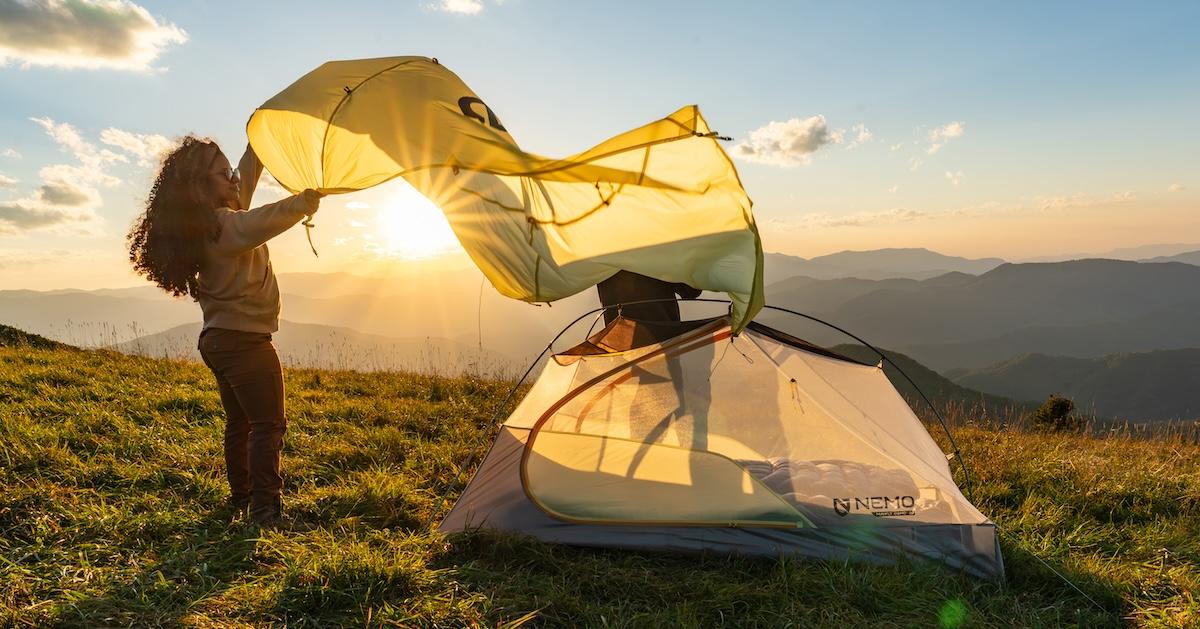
[236,143,264,212]
[212,190,322,255]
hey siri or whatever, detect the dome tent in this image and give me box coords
[439,313,1003,579]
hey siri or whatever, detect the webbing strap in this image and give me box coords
[302,215,318,257]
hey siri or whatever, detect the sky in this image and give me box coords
[0,0,1197,290]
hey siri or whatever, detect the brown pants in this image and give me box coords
[198,328,286,511]
[596,270,704,325]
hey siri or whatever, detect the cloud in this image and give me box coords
[0,148,20,159]
[845,123,872,148]
[0,199,101,234]
[927,121,965,154]
[0,248,78,268]
[432,0,484,14]
[888,185,899,193]
[778,207,930,229]
[99,127,171,167]
[0,0,187,72]
[0,174,17,187]
[0,116,122,236]
[1035,193,1094,212]
[31,116,124,186]
[37,180,93,206]
[908,157,924,171]
[1033,190,1135,212]
[732,115,842,166]
[1168,183,1185,193]
[945,170,965,186]
[889,142,904,152]
[345,200,371,210]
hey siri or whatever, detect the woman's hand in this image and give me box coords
[299,189,324,215]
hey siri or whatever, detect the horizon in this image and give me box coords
[3,242,1199,292]
[1,1,1197,291]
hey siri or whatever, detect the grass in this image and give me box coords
[1,342,1198,627]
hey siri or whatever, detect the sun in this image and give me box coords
[376,181,460,259]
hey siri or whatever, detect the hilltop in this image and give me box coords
[1,335,1197,626]
[0,324,70,350]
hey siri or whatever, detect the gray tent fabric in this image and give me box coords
[441,428,1003,579]
[440,317,1004,579]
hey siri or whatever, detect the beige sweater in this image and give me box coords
[196,147,313,334]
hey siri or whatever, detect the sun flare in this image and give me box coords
[376,181,460,259]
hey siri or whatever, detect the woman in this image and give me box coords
[128,136,322,525]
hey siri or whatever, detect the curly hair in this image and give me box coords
[127,136,224,299]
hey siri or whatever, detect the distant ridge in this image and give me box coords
[764,248,1005,283]
[952,349,1200,421]
[1141,250,1200,266]
[1021,242,1200,263]
[763,259,1200,371]
[829,343,1022,414]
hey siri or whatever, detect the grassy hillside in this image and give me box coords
[0,324,69,350]
[951,349,1200,421]
[1,343,1198,626]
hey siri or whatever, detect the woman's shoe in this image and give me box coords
[226,494,250,517]
[249,496,283,526]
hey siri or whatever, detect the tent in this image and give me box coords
[439,314,1004,579]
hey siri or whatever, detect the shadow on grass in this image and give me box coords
[432,529,1129,628]
[998,541,1128,626]
[56,506,264,628]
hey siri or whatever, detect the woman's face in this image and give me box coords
[204,149,241,210]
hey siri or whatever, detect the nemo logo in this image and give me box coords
[832,495,916,517]
[458,96,507,132]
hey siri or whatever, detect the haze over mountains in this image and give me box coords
[948,349,1200,422]
[763,248,1006,284]
[4,246,1199,421]
[763,259,1200,370]
[0,265,597,366]
[113,320,513,376]
[1020,242,1200,263]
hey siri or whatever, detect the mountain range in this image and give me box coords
[4,247,1200,421]
[763,248,1005,284]
[762,259,1200,370]
[948,349,1200,421]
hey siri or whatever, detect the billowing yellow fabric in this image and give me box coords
[246,56,763,330]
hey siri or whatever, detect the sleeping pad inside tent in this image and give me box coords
[439,315,1004,579]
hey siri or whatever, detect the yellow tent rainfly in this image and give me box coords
[246,56,763,331]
